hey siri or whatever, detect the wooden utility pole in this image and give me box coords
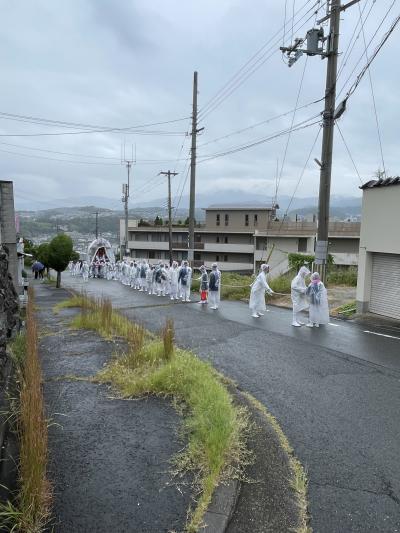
[315,0,341,282]
[160,171,178,265]
[280,0,361,281]
[93,211,99,239]
[121,160,132,259]
[188,71,198,264]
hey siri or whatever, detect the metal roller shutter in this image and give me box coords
[370,253,400,319]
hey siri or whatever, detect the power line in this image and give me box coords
[197,1,327,120]
[337,0,398,99]
[0,143,191,167]
[336,123,363,186]
[278,125,322,229]
[198,115,321,163]
[336,0,375,81]
[0,128,187,138]
[276,55,309,199]
[199,4,325,121]
[197,96,324,148]
[198,0,318,117]
[0,147,121,165]
[356,0,387,176]
[0,111,190,131]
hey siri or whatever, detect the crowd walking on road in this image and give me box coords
[68,257,329,326]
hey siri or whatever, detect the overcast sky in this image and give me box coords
[1,0,399,208]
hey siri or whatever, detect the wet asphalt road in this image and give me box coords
[61,276,400,533]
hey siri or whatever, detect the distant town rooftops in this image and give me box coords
[204,203,277,211]
[360,177,400,190]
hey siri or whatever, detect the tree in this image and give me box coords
[47,234,73,288]
[36,243,50,267]
[154,216,163,226]
[22,238,36,267]
[70,250,80,262]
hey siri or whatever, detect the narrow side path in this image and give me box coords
[35,284,191,533]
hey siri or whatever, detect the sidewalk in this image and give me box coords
[35,284,191,533]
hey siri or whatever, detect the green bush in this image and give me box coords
[269,273,292,294]
[288,253,315,272]
[327,266,358,286]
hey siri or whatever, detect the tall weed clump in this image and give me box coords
[161,319,175,361]
[1,288,51,532]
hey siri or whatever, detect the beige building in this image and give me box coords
[356,177,400,319]
[121,205,360,276]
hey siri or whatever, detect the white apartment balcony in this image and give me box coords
[201,260,253,272]
[203,242,254,253]
[128,241,169,250]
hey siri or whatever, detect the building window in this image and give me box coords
[216,255,220,262]
[224,236,228,244]
[149,251,155,259]
[254,214,258,226]
[298,238,307,253]
[224,255,228,262]
[224,214,229,226]
[216,236,220,243]
[216,214,220,226]
[194,252,201,260]
[245,214,249,226]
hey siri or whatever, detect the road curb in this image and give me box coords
[199,383,310,533]
[201,479,240,533]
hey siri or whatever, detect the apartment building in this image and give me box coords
[120,205,360,276]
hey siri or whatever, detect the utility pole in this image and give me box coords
[188,71,204,264]
[160,170,178,265]
[281,0,360,281]
[93,211,99,239]
[121,146,134,260]
[315,0,341,282]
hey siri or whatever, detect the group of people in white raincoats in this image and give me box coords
[291,266,329,327]
[249,263,329,327]
[70,255,222,308]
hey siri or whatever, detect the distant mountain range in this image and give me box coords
[16,191,362,215]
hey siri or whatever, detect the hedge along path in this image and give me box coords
[57,294,250,533]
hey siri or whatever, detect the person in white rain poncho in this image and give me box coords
[249,264,273,318]
[146,265,154,294]
[208,263,221,310]
[306,272,329,327]
[178,260,192,302]
[82,261,90,282]
[291,266,311,326]
[169,261,179,300]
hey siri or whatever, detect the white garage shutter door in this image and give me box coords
[370,253,400,319]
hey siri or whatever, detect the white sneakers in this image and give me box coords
[292,322,302,327]
[251,313,259,318]
[306,323,319,328]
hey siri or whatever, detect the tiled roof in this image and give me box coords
[360,177,400,189]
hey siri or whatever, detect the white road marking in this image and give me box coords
[363,330,400,340]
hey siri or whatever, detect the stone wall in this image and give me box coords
[0,245,19,377]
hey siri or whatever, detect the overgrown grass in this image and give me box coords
[191,272,292,301]
[0,288,51,532]
[63,293,248,532]
[327,266,358,287]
